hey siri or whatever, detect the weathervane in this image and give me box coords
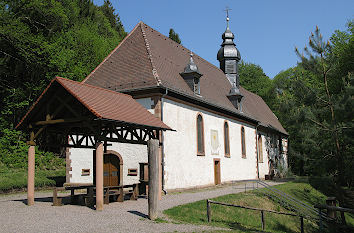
[224,6,232,28]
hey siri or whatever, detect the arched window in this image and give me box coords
[224,121,230,157]
[258,134,263,163]
[196,114,205,155]
[241,126,246,158]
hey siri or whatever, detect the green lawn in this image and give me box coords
[0,167,66,192]
[164,180,354,233]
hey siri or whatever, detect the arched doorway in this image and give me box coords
[103,150,123,186]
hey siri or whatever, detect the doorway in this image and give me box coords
[214,159,221,185]
[103,153,122,187]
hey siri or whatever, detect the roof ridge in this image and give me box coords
[82,22,142,84]
[56,76,133,98]
[139,22,162,86]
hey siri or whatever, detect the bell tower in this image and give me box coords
[217,8,243,110]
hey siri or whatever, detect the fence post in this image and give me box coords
[207,199,211,222]
[261,210,265,230]
[300,216,304,233]
[245,183,246,193]
[340,210,347,225]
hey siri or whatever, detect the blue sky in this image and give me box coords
[94,0,353,78]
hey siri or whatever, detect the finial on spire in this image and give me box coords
[224,6,231,29]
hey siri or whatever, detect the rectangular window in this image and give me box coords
[128,169,138,176]
[81,169,90,176]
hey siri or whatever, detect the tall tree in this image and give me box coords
[169,28,181,44]
[0,0,126,169]
[271,22,353,188]
[295,26,347,186]
[99,0,126,37]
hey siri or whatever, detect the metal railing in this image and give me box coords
[255,180,328,221]
[206,199,305,233]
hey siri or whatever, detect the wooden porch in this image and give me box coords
[15,77,172,219]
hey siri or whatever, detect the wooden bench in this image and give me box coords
[53,184,95,206]
[103,184,139,204]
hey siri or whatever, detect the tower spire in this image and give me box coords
[224,6,231,29]
[217,8,243,111]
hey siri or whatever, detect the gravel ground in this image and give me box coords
[0,181,283,233]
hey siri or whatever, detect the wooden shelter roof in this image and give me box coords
[16,77,171,131]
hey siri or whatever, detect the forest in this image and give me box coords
[0,0,353,189]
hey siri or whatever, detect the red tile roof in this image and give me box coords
[83,22,287,135]
[16,77,171,130]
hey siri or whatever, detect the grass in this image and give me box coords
[164,180,354,232]
[154,217,169,223]
[0,167,66,192]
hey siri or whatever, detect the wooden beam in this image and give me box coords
[55,95,81,118]
[33,117,89,126]
[148,139,159,220]
[96,136,147,145]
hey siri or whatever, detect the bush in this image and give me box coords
[0,128,64,170]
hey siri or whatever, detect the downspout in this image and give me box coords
[255,123,260,179]
[161,88,168,195]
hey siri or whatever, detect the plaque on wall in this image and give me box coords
[211,129,219,155]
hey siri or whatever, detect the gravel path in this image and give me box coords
[0,181,283,233]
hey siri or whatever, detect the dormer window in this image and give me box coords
[180,52,203,95]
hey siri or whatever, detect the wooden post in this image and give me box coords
[261,210,265,230]
[148,139,159,220]
[319,209,323,231]
[300,216,304,233]
[27,145,35,206]
[95,142,104,211]
[207,200,211,222]
[245,183,246,192]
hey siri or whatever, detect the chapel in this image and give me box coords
[65,18,288,192]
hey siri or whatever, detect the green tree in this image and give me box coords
[272,22,353,188]
[0,0,126,169]
[169,28,181,44]
[99,0,126,38]
[238,61,275,105]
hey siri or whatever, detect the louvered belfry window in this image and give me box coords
[241,126,246,158]
[224,122,230,157]
[197,114,205,155]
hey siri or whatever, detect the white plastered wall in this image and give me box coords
[67,98,153,185]
[162,98,258,190]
